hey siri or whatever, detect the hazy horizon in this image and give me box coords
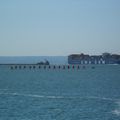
[0,52,120,57]
[0,0,120,56]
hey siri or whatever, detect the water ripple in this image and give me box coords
[0,92,119,101]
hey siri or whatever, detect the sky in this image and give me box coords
[0,0,120,56]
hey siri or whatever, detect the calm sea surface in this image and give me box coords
[0,57,120,120]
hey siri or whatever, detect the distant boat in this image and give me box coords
[36,60,50,65]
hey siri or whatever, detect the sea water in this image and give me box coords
[0,57,120,120]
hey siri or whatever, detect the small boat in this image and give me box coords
[36,60,50,65]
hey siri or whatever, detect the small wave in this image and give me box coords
[112,101,120,116]
[1,91,120,117]
[0,89,8,91]
[0,92,65,99]
[112,109,120,116]
[0,92,119,101]
[87,96,118,101]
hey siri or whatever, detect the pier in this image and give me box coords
[0,64,95,70]
[9,65,94,70]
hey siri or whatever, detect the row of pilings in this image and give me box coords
[10,65,95,70]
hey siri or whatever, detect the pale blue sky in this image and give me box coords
[0,0,120,56]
